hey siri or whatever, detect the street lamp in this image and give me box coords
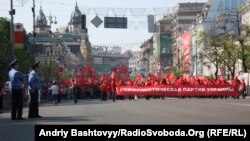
[32,0,36,64]
[9,0,15,61]
[192,22,198,76]
[47,14,57,81]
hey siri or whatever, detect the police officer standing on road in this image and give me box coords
[28,61,42,118]
[8,59,25,120]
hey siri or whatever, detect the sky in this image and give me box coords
[0,0,207,51]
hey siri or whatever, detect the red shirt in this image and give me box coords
[241,81,246,91]
[111,81,116,92]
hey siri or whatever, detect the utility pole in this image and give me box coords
[10,0,15,61]
[47,14,57,81]
[195,31,198,76]
[32,0,36,64]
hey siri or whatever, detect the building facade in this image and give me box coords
[172,2,205,68]
[242,0,250,26]
[191,0,244,77]
[128,51,141,77]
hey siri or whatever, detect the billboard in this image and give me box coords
[176,31,192,72]
[14,23,24,49]
[104,17,127,29]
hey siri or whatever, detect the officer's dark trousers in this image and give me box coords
[11,89,23,119]
[29,89,39,118]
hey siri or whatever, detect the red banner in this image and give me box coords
[15,31,24,44]
[116,85,239,97]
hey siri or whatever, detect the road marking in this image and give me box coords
[231,103,250,107]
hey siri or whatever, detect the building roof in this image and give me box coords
[28,33,51,42]
[36,7,48,28]
[59,33,76,42]
[69,2,82,25]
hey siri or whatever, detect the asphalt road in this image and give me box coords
[0,97,250,141]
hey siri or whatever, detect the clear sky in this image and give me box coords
[0,0,207,51]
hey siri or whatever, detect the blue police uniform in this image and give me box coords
[28,62,42,118]
[8,60,25,120]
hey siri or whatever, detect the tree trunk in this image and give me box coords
[215,64,218,80]
[242,56,248,73]
[240,41,248,73]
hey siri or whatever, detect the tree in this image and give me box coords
[0,17,10,82]
[237,7,250,72]
[169,67,183,79]
[198,29,223,80]
[0,17,33,83]
[219,35,241,79]
[232,24,250,73]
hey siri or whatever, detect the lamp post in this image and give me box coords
[10,0,15,61]
[192,20,197,76]
[32,0,36,64]
[47,14,57,81]
[195,34,198,76]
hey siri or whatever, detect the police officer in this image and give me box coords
[28,61,42,118]
[8,59,25,120]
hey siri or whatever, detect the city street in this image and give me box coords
[1,0,250,140]
[0,97,250,141]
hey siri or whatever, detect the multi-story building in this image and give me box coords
[91,46,131,75]
[242,0,250,26]
[153,15,173,72]
[140,37,153,76]
[139,15,173,75]
[28,3,135,79]
[172,3,205,40]
[129,51,141,76]
[28,4,89,80]
[28,7,62,80]
[172,2,205,67]
[191,0,244,76]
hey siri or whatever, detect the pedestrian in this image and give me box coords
[72,80,78,104]
[0,81,4,113]
[57,82,62,103]
[28,61,42,118]
[100,80,108,101]
[240,79,246,99]
[111,80,116,101]
[50,81,59,105]
[8,59,25,120]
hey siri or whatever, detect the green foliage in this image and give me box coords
[169,67,183,78]
[198,22,250,78]
[0,17,10,82]
[40,65,49,81]
[198,29,222,79]
[14,48,33,74]
[0,17,33,82]
[236,24,250,72]
[130,75,136,81]
[60,72,72,82]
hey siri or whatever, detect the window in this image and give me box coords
[94,57,102,64]
[178,27,182,32]
[103,58,110,64]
